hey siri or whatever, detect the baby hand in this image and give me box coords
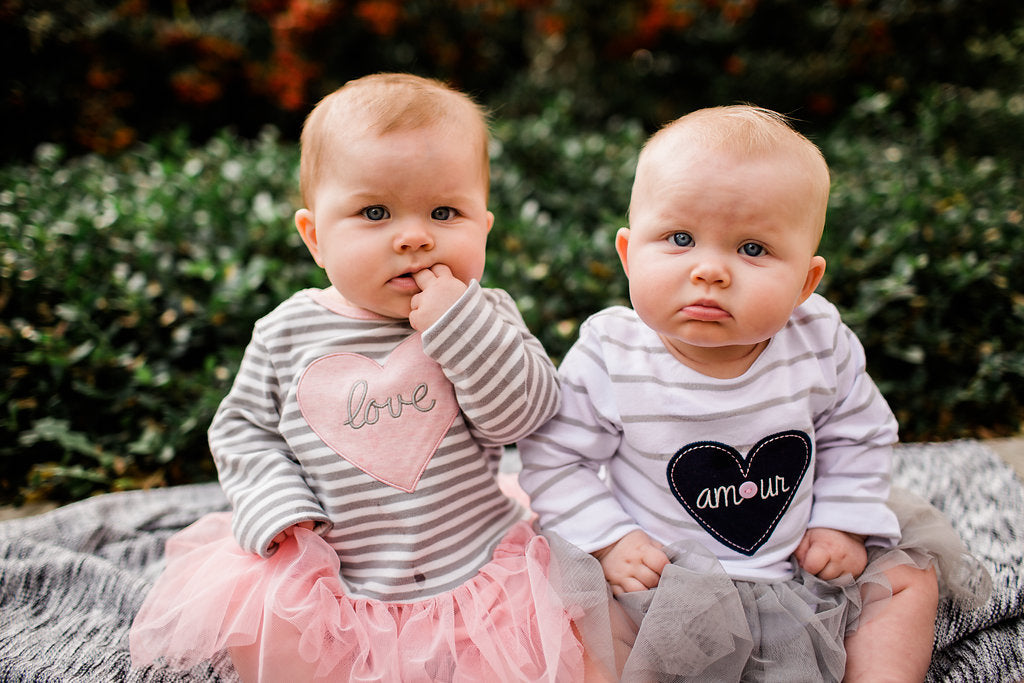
[591,529,671,596]
[271,520,316,547]
[409,265,468,331]
[794,527,867,580]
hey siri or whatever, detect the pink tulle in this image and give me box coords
[130,514,584,682]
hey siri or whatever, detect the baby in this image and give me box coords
[519,105,979,681]
[131,73,616,682]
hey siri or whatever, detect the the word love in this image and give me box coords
[344,379,437,430]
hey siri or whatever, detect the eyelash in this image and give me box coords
[360,206,459,221]
[431,206,458,221]
[362,206,389,221]
[670,232,693,247]
[667,233,767,257]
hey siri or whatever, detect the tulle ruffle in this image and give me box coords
[886,486,991,607]
[615,486,992,682]
[130,514,589,682]
[614,540,850,682]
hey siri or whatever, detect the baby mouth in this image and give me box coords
[393,265,433,282]
[388,272,419,289]
[389,264,438,289]
[683,302,731,321]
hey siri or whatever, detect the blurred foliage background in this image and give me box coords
[2,0,1023,504]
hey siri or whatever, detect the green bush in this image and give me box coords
[820,90,1024,440]
[2,97,1023,505]
[485,96,643,359]
[1,128,318,503]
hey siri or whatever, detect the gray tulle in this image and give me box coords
[541,528,634,680]
[886,487,992,607]
[551,488,992,682]
[617,540,850,682]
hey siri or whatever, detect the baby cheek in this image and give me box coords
[456,252,487,283]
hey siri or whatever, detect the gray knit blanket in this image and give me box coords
[1,440,1021,682]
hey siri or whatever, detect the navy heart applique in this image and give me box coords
[666,430,811,556]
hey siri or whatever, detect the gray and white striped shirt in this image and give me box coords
[210,281,559,601]
[518,294,900,582]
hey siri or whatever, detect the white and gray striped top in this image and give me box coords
[209,281,559,601]
[518,294,900,582]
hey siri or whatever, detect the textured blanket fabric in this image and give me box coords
[896,441,1024,682]
[0,440,1021,682]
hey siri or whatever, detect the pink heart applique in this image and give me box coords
[296,334,458,492]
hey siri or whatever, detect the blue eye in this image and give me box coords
[362,206,389,221]
[670,232,694,247]
[431,206,456,221]
[740,243,765,257]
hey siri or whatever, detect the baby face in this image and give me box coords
[618,147,826,375]
[296,124,493,319]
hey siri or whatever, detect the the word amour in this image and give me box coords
[695,476,791,510]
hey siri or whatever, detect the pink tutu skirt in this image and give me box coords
[130,514,605,682]
[616,488,992,682]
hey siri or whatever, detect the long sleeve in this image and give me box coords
[518,317,642,553]
[807,320,900,545]
[209,327,331,557]
[421,281,560,446]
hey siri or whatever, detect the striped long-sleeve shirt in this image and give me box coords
[518,294,900,582]
[209,281,559,601]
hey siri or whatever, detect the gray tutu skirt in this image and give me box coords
[558,488,991,683]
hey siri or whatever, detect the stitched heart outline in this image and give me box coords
[666,430,811,555]
[296,334,458,493]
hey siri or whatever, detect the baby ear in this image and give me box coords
[799,255,827,303]
[615,227,631,277]
[295,209,324,267]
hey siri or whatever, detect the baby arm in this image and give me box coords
[808,318,901,561]
[591,529,671,595]
[794,527,867,580]
[211,328,330,556]
[420,280,560,445]
[519,317,643,570]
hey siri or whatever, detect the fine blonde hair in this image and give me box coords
[298,73,490,208]
[634,105,831,241]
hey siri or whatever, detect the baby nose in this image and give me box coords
[394,221,434,251]
[690,258,730,286]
